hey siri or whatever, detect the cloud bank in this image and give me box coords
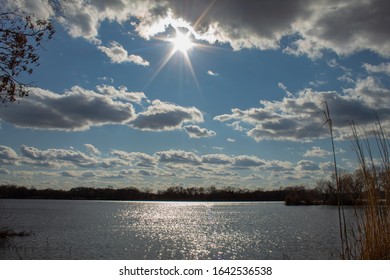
[0,86,136,131]
[215,77,390,142]
[46,0,390,58]
[0,86,205,135]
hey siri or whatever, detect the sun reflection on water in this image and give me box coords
[116,202,293,259]
[1,200,344,259]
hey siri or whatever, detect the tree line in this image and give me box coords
[0,184,287,201]
[1,169,383,204]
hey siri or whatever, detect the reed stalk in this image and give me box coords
[349,121,390,259]
[321,100,390,259]
[321,100,350,259]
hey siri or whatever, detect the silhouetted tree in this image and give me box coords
[0,0,75,103]
[0,7,55,103]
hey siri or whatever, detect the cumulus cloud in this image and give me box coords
[214,89,325,142]
[303,146,332,158]
[264,160,294,173]
[60,1,101,43]
[84,144,100,155]
[215,77,390,142]
[100,158,129,169]
[4,0,54,19]
[297,160,320,171]
[320,162,335,173]
[96,85,147,104]
[363,62,390,76]
[98,41,149,66]
[1,142,339,187]
[0,86,136,131]
[0,145,19,165]
[0,168,10,175]
[60,170,80,177]
[201,154,233,165]
[111,150,158,167]
[296,0,390,57]
[156,150,202,165]
[130,100,203,131]
[183,125,216,138]
[21,145,98,168]
[233,155,266,168]
[81,171,96,178]
[133,153,159,168]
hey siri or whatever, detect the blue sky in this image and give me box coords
[1,0,390,190]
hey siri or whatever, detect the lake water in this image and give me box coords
[0,199,352,260]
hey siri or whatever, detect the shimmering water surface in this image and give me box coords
[0,199,350,259]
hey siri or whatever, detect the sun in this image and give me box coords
[169,30,193,54]
[147,26,204,90]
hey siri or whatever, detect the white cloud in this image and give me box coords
[0,145,19,165]
[207,70,219,76]
[98,41,149,66]
[320,162,334,173]
[184,125,216,138]
[11,0,390,59]
[96,85,147,104]
[264,160,294,173]
[100,158,128,169]
[60,2,101,43]
[0,168,11,175]
[81,171,96,178]
[98,76,114,83]
[0,142,340,188]
[300,0,390,57]
[278,82,293,97]
[308,80,327,88]
[297,160,320,171]
[20,145,98,168]
[4,0,54,19]
[215,77,390,142]
[201,154,233,165]
[227,138,236,142]
[344,76,390,110]
[84,144,100,155]
[0,86,136,131]
[138,0,390,57]
[233,155,266,168]
[130,100,203,131]
[156,150,202,165]
[363,62,390,76]
[60,170,79,177]
[303,146,332,157]
[111,150,158,167]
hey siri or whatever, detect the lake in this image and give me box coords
[0,199,352,259]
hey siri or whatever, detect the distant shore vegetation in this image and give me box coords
[0,169,377,205]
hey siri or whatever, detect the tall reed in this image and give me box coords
[321,101,350,259]
[322,100,390,259]
[347,121,390,259]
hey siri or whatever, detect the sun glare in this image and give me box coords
[147,25,209,90]
[170,30,193,54]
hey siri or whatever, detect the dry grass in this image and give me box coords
[345,122,390,259]
[322,99,390,259]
